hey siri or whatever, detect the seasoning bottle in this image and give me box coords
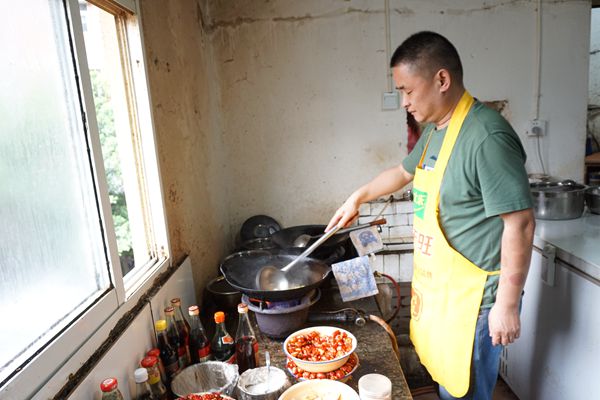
[146,348,167,384]
[100,377,125,400]
[154,319,180,382]
[171,298,191,334]
[165,306,190,368]
[134,368,156,400]
[140,356,169,400]
[358,373,392,400]
[235,303,259,373]
[210,311,235,363]
[188,305,212,364]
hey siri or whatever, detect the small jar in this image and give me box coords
[358,373,392,400]
[100,377,124,400]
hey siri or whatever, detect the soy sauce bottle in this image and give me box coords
[165,306,190,368]
[154,320,180,382]
[235,303,259,373]
[210,311,235,363]
[188,305,212,364]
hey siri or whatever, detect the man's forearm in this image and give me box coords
[496,208,536,308]
[351,165,414,205]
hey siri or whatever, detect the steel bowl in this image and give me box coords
[585,186,600,214]
[530,180,587,220]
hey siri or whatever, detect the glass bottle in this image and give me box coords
[165,306,190,368]
[140,356,169,400]
[235,303,259,373]
[134,368,156,400]
[188,305,212,364]
[154,319,180,382]
[210,311,235,363]
[171,298,191,333]
[146,348,167,384]
[100,377,124,400]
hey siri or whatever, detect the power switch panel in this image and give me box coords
[527,119,546,137]
[382,91,400,110]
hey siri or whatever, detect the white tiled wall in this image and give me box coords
[361,198,414,282]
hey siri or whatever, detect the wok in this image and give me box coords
[220,250,331,301]
[270,225,349,250]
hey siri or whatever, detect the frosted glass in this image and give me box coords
[0,1,109,375]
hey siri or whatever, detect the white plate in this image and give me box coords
[278,379,360,400]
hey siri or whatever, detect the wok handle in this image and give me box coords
[336,218,387,235]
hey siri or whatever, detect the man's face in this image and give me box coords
[392,63,444,125]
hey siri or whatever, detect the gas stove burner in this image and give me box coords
[244,289,321,339]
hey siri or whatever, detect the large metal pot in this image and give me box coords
[530,180,587,220]
[585,186,600,214]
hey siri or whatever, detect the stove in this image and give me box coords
[244,289,321,339]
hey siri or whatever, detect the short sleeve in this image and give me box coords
[402,127,431,174]
[476,132,533,217]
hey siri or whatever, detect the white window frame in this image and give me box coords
[0,1,170,398]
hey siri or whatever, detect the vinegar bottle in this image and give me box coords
[154,319,180,382]
[210,311,235,363]
[235,303,259,373]
[165,306,190,368]
[188,305,212,364]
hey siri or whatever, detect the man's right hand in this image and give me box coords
[325,195,361,231]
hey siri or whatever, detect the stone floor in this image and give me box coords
[411,378,519,399]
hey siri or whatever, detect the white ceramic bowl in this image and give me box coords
[283,326,357,373]
[278,380,360,400]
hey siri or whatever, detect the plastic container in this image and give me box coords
[358,373,392,400]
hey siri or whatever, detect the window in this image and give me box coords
[0,0,168,394]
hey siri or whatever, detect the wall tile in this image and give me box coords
[396,201,414,214]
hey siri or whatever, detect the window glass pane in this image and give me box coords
[81,2,151,277]
[0,1,109,379]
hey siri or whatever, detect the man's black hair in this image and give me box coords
[390,31,463,83]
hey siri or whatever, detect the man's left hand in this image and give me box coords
[488,303,521,346]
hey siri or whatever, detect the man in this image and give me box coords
[326,31,535,399]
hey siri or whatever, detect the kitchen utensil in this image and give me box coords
[585,186,600,214]
[278,379,360,400]
[220,251,331,301]
[236,365,290,400]
[205,275,242,311]
[170,361,239,398]
[257,225,341,291]
[271,225,349,250]
[240,215,281,242]
[530,180,587,220]
[292,218,387,247]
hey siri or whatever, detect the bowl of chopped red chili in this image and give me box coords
[283,326,357,373]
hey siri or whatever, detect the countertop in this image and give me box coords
[255,286,412,399]
[533,211,600,280]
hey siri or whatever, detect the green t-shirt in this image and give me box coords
[403,101,533,307]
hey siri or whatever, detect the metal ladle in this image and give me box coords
[292,218,388,247]
[258,225,342,290]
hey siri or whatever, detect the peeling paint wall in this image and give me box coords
[205,0,590,231]
[139,0,229,298]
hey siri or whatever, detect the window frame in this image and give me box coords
[0,0,170,397]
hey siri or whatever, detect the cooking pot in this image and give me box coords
[585,186,600,214]
[205,275,242,311]
[220,250,331,301]
[270,225,350,251]
[530,180,587,220]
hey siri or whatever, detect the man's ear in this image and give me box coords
[436,69,452,93]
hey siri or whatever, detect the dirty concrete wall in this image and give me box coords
[205,0,590,231]
[588,7,600,147]
[139,0,229,298]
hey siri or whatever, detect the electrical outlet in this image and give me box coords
[382,91,400,110]
[527,119,546,137]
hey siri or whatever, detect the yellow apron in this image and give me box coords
[409,91,500,397]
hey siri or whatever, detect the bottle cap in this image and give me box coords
[140,356,158,368]
[358,374,392,397]
[147,348,160,358]
[171,298,181,306]
[188,305,200,316]
[214,311,225,323]
[237,303,248,313]
[154,320,167,331]
[164,306,174,315]
[134,368,149,383]
[100,377,118,392]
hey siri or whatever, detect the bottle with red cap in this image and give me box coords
[165,306,190,368]
[188,305,212,364]
[100,377,124,400]
[154,319,180,381]
[146,348,167,383]
[210,311,235,363]
[140,356,169,400]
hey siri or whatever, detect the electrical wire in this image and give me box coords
[384,0,392,91]
[533,0,546,175]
